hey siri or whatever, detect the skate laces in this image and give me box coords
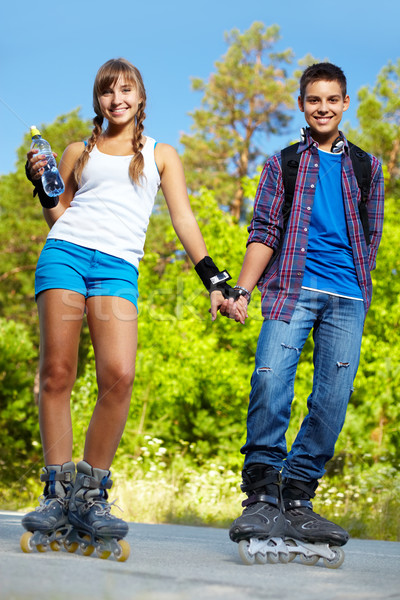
[84,498,123,518]
[36,495,64,512]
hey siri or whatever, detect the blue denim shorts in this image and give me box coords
[35,239,139,309]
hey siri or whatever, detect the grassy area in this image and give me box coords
[114,438,400,541]
[3,436,399,542]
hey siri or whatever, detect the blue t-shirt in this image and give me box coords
[302,149,363,299]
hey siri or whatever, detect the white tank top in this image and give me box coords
[48,137,161,269]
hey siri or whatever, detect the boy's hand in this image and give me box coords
[219,295,248,325]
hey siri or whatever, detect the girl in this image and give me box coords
[21,58,231,559]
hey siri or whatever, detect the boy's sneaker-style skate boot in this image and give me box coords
[282,477,348,568]
[229,464,288,565]
[66,460,130,561]
[20,462,75,553]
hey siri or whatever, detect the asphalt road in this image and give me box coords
[0,510,399,600]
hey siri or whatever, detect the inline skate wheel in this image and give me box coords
[50,531,64,551]
[255,552,267,564]
[114,539,130,562]
[20,531,34,553]
[238,540,255,565]
[299,553,319,566]
[50,541,61,551]
[278,551,290,564]
[96,546,111,560]
[267,552,280,564]
[285,539,297,562]
[323,546,345,569]
[81,535,95,556]
[64,540,79,553]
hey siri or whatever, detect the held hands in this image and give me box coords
[209,291,249,324]
[219,294,249,325]
[194,257,249,324]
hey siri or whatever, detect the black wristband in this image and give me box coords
[195,256,234,299]
[25,160,59,209]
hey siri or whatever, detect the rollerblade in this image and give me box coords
[20,462,75,554]
[282,478,348,569]
[229,464,288,565]
[66,461,130,562]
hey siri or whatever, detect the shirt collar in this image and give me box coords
[297,127,350,154]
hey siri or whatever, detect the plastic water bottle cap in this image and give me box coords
[30,125,41,137]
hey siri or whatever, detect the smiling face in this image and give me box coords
[98,77,142,126]
[92,58,146,129]
[298,79,350,150]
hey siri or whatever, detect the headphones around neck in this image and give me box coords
[331,135,345,153]
[301,127,345,153]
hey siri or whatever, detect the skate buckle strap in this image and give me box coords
[100,475,112,490]
[40,470,73,483]
[81,475,113,490]
[242,494,279,508]
[283,477,317,498]
[241,470,281,495]
[284,498,313,511]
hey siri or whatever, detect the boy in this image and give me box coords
[223,63,384,555]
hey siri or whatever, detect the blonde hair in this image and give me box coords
[74,58,147,185]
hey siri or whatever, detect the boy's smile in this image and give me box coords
[298,80,350,150]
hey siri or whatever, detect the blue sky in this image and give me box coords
[1,0,398,175]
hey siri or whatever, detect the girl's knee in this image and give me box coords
[40,360,76,395]
[97,364,135,398]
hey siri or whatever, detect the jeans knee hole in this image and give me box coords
[281,342,300,356]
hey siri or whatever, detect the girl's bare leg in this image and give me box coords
[84,296,138,469]
[37,289,85,465]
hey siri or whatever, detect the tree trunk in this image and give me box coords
[230,143,250,219]
[231,186,244,220]
[387,134,400,185]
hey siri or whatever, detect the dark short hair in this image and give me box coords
[299,62,347,100]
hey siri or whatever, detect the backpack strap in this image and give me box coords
[348,142,372,245]
[280,142,300,228]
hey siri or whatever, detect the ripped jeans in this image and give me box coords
[241,288,365,480]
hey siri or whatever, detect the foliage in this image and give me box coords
[180,22,302,219]
[0,318,40,498]
[345,59,400,195]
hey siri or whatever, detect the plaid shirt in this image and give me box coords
[247,130,384,322]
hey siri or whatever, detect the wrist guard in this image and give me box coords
[25,160,59,209]
[195,256,234,299]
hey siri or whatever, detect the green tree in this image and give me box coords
[180,22,299,219]
[0,318,39,496]
[0,109,92,332]
[345,59,400,194]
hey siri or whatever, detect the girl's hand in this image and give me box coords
[210,290,225,321]
[26,149,57,180]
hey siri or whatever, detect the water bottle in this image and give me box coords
[30,126,65,197]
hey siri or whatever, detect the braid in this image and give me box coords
[129,102,146,184]
[74,115,103,185]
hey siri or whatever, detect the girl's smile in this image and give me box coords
[99,78,142,125]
